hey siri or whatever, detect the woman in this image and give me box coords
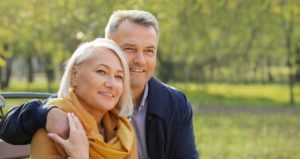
[31,38,138,159]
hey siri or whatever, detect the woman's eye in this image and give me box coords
[115,75,123,80]
[96,70,106,74]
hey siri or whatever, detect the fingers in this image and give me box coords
[72,113,86,135]
[49,113,89,159]
[67,113,77,132]
[48,133,66,148]
[68,113,86,135]
[54,141,67,157]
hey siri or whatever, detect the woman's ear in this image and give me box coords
[70,67,78,88]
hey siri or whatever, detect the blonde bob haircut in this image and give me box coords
[58,38,133,117]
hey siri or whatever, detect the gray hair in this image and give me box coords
[105,10,159,38]
[58,38,133,117]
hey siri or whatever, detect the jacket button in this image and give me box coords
[147,116,151,120]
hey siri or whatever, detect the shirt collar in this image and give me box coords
[137,83,148,112]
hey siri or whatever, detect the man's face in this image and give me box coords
[109,20,158,91]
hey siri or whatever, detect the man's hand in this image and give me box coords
[48,113,89,159]
[46,108,69,156]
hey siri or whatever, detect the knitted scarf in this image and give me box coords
[46,89,137,159]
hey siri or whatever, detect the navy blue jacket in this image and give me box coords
[0,77,199,159]
[146,77,199,159]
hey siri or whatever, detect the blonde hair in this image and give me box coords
[58,38,133,117]
[105,10,159,38]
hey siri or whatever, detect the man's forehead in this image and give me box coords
[116,20,157,36]
[109,21,158,48]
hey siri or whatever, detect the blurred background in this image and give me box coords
[0,0,300,158]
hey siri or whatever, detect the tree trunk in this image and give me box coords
[285,28,295,105]
[253,60,258,82]
[295,46,300,83]
[26,55,34,83]
[281,2,295,105]
[3,57,13,88]
[44,55,55,92]
[266,59,273,82]
[242,25,258,83]
[0,67,2,89]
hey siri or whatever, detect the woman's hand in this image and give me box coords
[48,113,89,159]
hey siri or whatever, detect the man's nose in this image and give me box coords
[133,52,146,64]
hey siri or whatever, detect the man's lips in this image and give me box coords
[130,68,146,73]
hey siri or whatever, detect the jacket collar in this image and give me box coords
[147,77,166,119]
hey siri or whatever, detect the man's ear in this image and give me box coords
[70,67,78,88]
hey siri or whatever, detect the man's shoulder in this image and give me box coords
[148,77,187,100]
[148,77,191,115]
[147,77,192,122]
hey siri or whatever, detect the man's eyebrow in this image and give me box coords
[145,46,156,49]
[121,44,156,49]
[121,43,135,47]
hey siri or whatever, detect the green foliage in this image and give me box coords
[0,57,5,67]
[156,0,300,83]
[194,114,300,158]
[0,0,299,83]
[0,0,299,102]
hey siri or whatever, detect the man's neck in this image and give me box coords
[132,85,146,109]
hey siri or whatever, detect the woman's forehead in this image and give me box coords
[81,47,123,70]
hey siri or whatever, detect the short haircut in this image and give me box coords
[105,10,159,38]
[58,38,133,117]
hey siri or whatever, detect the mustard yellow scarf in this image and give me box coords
[46,90,138,159]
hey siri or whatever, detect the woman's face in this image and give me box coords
[71,47,124,115]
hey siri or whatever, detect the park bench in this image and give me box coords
[0,92,52,159]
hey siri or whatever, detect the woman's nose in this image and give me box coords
[104,76,116,88]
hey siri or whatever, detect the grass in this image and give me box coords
[194,113,300,159]
[171,83,300,107]
[1,81,59,93]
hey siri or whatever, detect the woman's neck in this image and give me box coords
[77,98,105,127]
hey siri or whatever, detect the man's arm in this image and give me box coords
[0,99,68,145]
[0,99,52,144]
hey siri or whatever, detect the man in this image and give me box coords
[0,10,199,159]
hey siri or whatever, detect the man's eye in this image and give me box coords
[123,48,136,53]
[145,49,155,56]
